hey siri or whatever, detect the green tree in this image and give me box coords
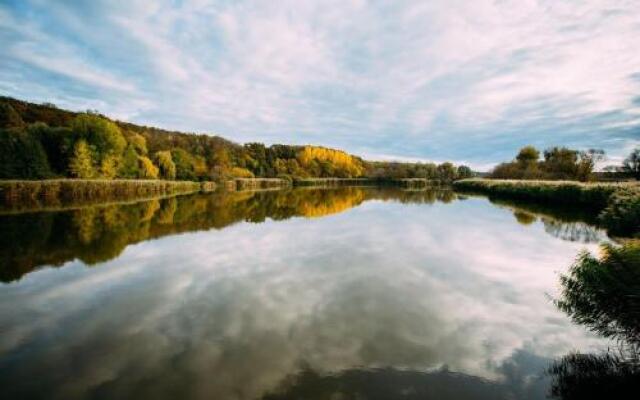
[119,145,141,178]
[436,162,457,182]
[71,114,126,169]
[154,150,176,180]
[171,148,197,180]
[456,165,473,179]
[0,127,52,179]
[69,139,95,178]
[516,146,540,164]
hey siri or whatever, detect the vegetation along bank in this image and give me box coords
[454,179,640,237]
[0,179,212,210]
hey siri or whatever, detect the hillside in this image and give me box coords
[0,96,472,182]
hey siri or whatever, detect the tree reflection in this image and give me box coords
[263,367,514,400]
[0,187,456,282]
[488,197,606,243]
[550,241,640,399]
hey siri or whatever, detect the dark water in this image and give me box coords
[0,187,611,399]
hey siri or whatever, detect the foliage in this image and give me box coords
[99,155,119,179]
[229,167,255,178]
[454,178,640,236]
[129,133,148,155]
[296,146,364,178]
[556,242,640,344]
[456,165,474,179]
[0,103,25,129]
[171,148,198,180]
[599,187,640,237]
[138,156,159,179]
[516,145,540,164]
[549,241,640,399]
[119,145,142,178]
[0,96,475,182]
[491,146,606,181]
[0,127,53,179]
[71,114,126,164]
[154,151,176,180]
[68,140,95,178]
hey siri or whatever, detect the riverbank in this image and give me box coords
[0,179,214,211]
[454,178,640,237]
[292,177,441,188]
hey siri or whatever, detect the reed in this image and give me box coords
[454,178,640,236]
[0,179,214,209]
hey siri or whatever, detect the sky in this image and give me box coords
[1,0,639,170]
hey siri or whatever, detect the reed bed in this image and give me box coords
[292,177,440,188]
[0,179,213,210]
[454,178,640,236]
[232,178,291,191]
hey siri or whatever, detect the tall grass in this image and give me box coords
[292,177,441,188]
[454,178,640,236]
[0,179,214,210]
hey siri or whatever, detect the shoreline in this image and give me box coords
[454,178,639,237]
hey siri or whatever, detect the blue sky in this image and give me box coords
[1,0,638,170]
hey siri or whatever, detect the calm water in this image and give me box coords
[0,187,610,399]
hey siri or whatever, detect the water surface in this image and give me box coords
[0,187,610,399]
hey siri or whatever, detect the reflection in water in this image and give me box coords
[0,187,605,282]
[0,188,456,282]
[0,187,614,399]
[263,365,546,400]
[488,197,608,243]
[549,242,640,399]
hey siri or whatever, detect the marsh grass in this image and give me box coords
[292,177,440,188]
[0,179,213,210]
[454,179,640,236]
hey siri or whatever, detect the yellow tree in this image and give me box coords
[69,139,95,178]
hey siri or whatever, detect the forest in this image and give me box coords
[0,96,474,182]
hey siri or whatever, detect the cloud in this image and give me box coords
[0,0,638,166]
[0,194,609,399]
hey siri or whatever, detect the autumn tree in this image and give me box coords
[71,114,126,178]
[69,139,95,178]
[154,150,176,180]
[138,156,159,179]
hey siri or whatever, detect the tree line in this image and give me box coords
[491,145,639,181]
[0,97,474,182]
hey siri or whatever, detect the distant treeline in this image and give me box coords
[0,96,474,182]
[490,145,639,181]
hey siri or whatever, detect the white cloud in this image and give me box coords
[0,0,638,162]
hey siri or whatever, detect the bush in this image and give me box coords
[599,188,640,237]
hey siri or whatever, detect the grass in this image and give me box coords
[292,177,441,188]
[454,178,640,237]
[0,179,215,210]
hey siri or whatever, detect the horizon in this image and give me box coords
[1,1,639,170]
